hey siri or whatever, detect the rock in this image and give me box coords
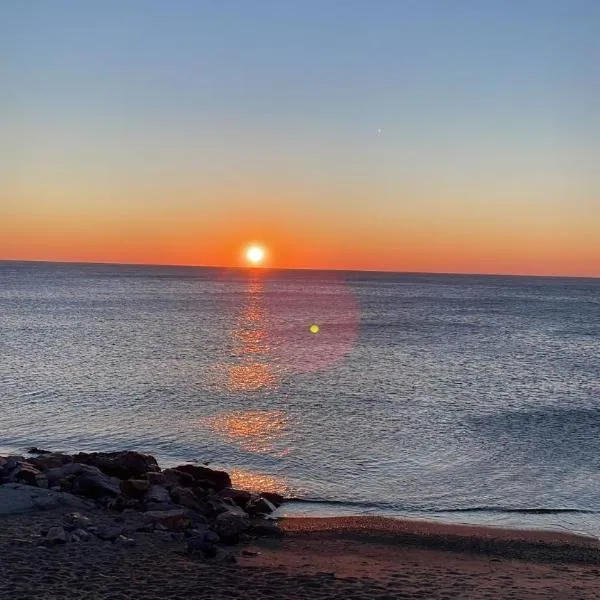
[145,472,166,486]
[248,518,284,538]
[259,491,284,508]
[144,509,191,531]
[89,525,123,541]
[63,512,91,528]
[245,496,277,516]
[29,453,73,471]
[72,451,160,479]
[147,484,170,503]
[242,549,260,557]
[46,463,102,486]
[219,488,252,508]
[161,468,195,489]
[212,508,250,543]
[73,472,121,499]
[46,526,68,544]
[170,486,200,511]
[4,456,25,472]
[72,528,92,542]
[0,483,94,514]
[8,463,44,487]
[120,478,150,499]
[173,464,231,491]
[27,447,53,454]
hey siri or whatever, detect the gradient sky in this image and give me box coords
[1,0,599,275]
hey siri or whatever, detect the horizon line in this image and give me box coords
[1,258,598,281]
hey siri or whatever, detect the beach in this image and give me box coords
[2,507,600,600]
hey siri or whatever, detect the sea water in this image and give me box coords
[1,261,599,537]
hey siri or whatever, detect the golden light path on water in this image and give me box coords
[203,272,359,497]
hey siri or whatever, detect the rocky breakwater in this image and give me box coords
[0,450,284,560]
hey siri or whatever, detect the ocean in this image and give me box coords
[1,261,599,537]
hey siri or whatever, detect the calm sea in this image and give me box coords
[1,261,599,537]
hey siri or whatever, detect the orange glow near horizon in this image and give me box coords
[0,188,598,277]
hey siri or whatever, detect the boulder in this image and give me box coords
[29,453,73,471]
[46,526,68,544]
[212,508,250,543]
[162,468,195,489]
[145,472,166,486]
[120,478,149,499]
[89,525,123,541]
[219,488,252,508]
[46,463,102,486]
[144,509,191,531]
[147,485,170,503]
[173,464,231,491]
[259,491,284,508]
[72,472,121,499]
[170,486,200,511]
[72,451,160,479]
[248,518,284,538]
[245,496,277,516]
[7,463,44,487]
[72,528,92,542]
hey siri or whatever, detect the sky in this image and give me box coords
[1,0,599,276]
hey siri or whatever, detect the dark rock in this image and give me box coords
[144,509,191,531]
[145,472,166,486]
[89,525,123,541]
[212,507,250,543]
[248,519,284,538]
[63,512,92,528]
[147,484,170,503]
[46,463,102,486]
[245,496,277,516]
[259,491,284,508]
[7,463,45,487]
[173,464,231,491]
[170,486,200,511]
[120,478,150,499]
[73,471,121,499]
[27,447,53,455]
[219,488,252,508]
[162,468,195,489]
[242,549,260,557]
[72,451,160,479]
[45,526,68,544]
[29,453,73,471]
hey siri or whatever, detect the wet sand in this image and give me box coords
[2,511,600,599]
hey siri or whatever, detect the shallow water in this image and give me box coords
[1,262,599,536]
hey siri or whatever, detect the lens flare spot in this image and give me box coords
[309,324,320,334]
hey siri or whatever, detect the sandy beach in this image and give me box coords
[2,509,600,600]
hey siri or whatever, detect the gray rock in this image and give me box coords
[72,528,92,542]
[245,496,277,516]
[89,525,123,541]
[170,486,200,510]
[63,512,91,528]
[0,483,93,515]
[147,484,170,503]
[213,508,250,543]
[73,471,121,499]
[143,508,191,531]
[46,526,68,544]
[72,451,160,479]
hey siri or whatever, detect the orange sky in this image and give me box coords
[2,2,599,277]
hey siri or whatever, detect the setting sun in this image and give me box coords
[245,245,266,265]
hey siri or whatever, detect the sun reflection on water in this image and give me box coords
[225,278,279,392]
[207,409,288,454]
[229,467,290,495]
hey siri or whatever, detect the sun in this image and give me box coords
[245,245,265,265]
